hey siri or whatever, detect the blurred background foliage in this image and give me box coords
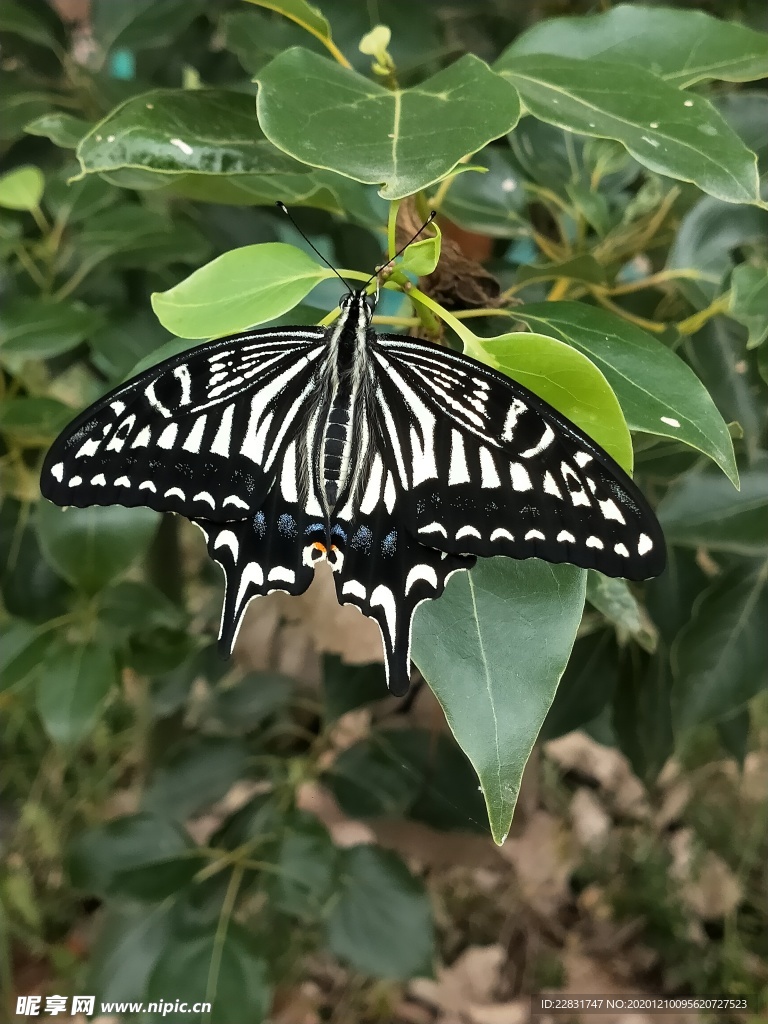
[1,0,767,1021]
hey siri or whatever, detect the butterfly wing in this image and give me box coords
[371,335,665,580]
[41,328,326,522]
[329,453,475,696]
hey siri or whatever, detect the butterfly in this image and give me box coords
[41,261,665,696]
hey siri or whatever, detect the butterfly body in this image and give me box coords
[42,289,665,695]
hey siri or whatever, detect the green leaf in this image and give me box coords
[256,48,520,200]
[243,0,331,42]
[0,81,55,142]
[586,571,657,652]
[322,655,387,721]
[212,672,295,732]
[69,813,198,900]
[143,738,249,822]
[326,845,434,979]
[0,0,60,48]
[0,498,71,621]
[515,254,608,288]
[36,502,159,594]
[507,4,768,88]
[671,566,768,731]
[0,398,73,444]
[87,903,174,1007]
[440,148,526,237]
[540,632,618,740]
[77,206,210,271]
[25,112,91,149]
[222,8,325,76]
[496,53,760,206]
[399,220,441,277]
[89,310,173,383]
[147,921,271,1024]
[0,621,54,693]
[152,242,333,339]
[612,652,674,783]
[716,707,750,767]
[271,810,338,920]
[513,303,738,486]
[76,89,305,182]
[37,639,116,745]
[412,558,585,844]
[0,297,103,361]
[715,91,768,172]
[729,265,768,349]
[325,728,487,833]
[0,165,43,210]
[666,195,768,308]
[465,330,632,472]
[657,464,768,554]
[90,0,203,52]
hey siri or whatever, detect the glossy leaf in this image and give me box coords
[24,112,91,149]
[0,297,103,361]
[507,4,768,88]
[440,148,526,237]
[152,243,333,339]
[256,48,520,199]
[326,845,434,979]
[413,558,585,844]
[513,302,738,485]
[69,812,198,900]
[465,331,633,471]
[496,53,760,206]
[730,265,768,349]
[399,220,441,277]
[0,165,43,210]
[243,0,331,42]
[76,89,304,181]
[36,502,159,594]
[147,921,271,1024]
[37,639,117,745]
[672,567,768,730]
[657,464,768,554]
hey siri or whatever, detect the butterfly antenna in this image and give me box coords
[365,210,437,288]
[275,201,352,292]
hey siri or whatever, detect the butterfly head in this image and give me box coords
[339,288,376,316]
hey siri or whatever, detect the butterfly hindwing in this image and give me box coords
[330,454,476,696]
[41,328,326,522]
[372,336,665,581]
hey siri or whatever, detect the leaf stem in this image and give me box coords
[387,199,400,260]
[408,287,476,347]
[676,293,731,335]
[592,292,666,333]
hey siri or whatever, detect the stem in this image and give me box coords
[13,246,46,289]
[205,864,244,1010]
[429,174,456,211]
[372,315,420,327]
[592,291,667,333]
[547,278,571,301]
[676,293,731,335]
[30,204,49,234]
[387,199,401,260]
[408,287,477,348]
[453,308,515,321]
[606,268,719,296]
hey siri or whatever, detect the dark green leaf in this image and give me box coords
[327,845,434,979]
[0,498,71,621]
[515,254,608,288]
[69,813,198,900]
[612,652,674,783]
[730,265,768,349]
[37,639,116,745]
[256,48,520,199]
[716,707,750,767]
[146,921,271,1024]
[325,728,487,833]
[0,620,54,693]
[0,398,74,443]
[88,310,173,382]
[657,464,768,554]
[412,558,585,844]
[586,572,657,652]
[212,672,295,732]
[143,737,249,821]
[243,0,331,42]
[271,810,338,920]
[0,81,55,142]
[221,7,325,76]
[37,502,159,594]
[98,581,185,632]
[671,566,768,731]
[496,54,760,206]
[87,902,175,1006]
[440,149,526,237]
[540,632,618,740]
[322,654,387,721]
[0,297,103,361]
[644,547,708,647]
[0,0,60,48]
[715,91,768,171]
[507,4,768,88]
[513,302,738,485]
[90,0,203,52]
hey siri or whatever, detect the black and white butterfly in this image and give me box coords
[41,288,665,695]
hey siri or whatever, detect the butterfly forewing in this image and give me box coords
[371,335,665,581]
[41,329,326,522]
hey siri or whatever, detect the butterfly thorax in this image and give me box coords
[316,292,374,512]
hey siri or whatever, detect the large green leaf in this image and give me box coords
[76,89,306,182]
[256,48,520,199]
[270,810,338,921]
[496,54,760,206]
[147,921,271,1024]
[465,330,632,471]
[87,903,175,1007]
[0,297,103,362]
[37,639,117,745]
[152,243,334,338]
[326,845,433,979]
[36,502,159,594]
[671,566,768,731]
[657,464,768,554]
[412,558,585,844]
[507,4,768,88]
[513,302,738,486]
[143,738,249,822]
